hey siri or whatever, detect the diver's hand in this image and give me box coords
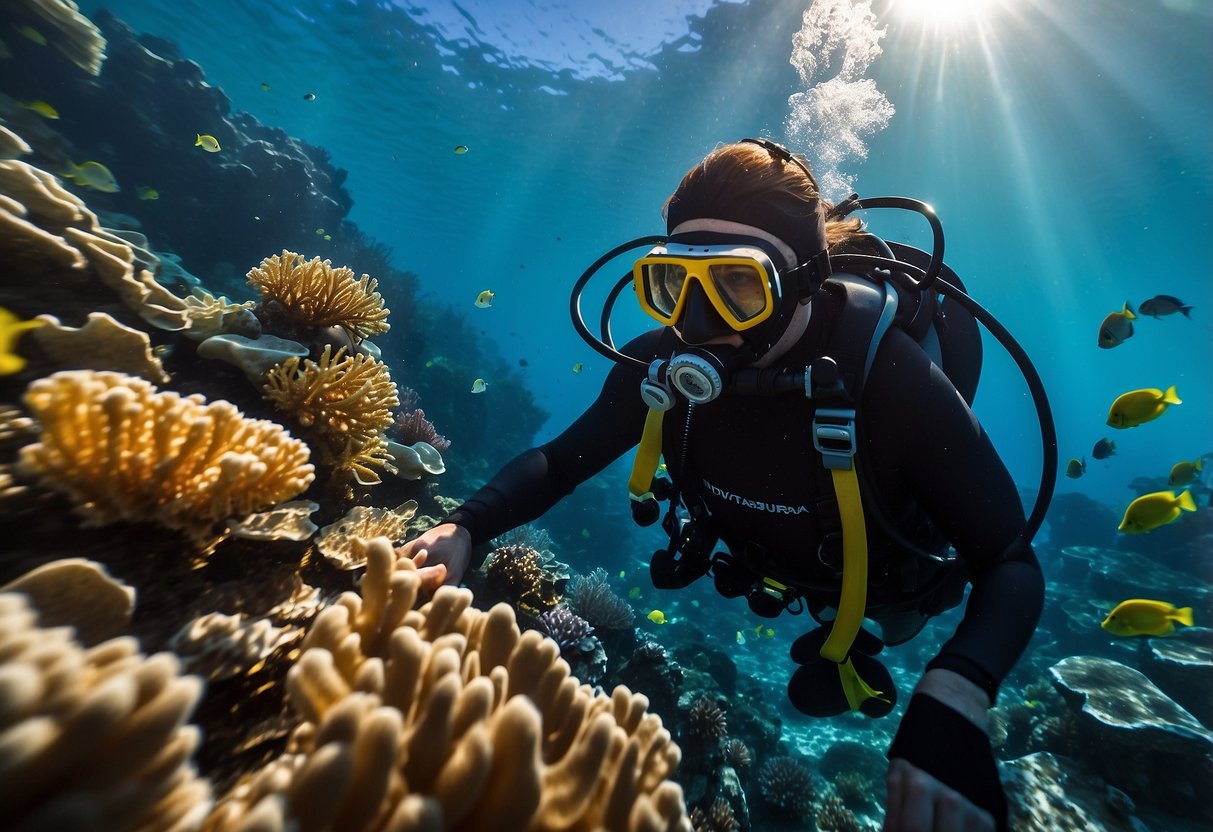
[883,670,1000,832]
[395,523,471,592]
[884,758,994,832]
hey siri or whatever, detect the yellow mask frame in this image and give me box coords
[633,243,780,332]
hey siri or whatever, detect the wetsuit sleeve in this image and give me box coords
[866,329,1044,700]
[443,331,659,549]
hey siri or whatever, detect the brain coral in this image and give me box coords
[202,537,691,831]
[18,370,315,547]
[247,250,390,340]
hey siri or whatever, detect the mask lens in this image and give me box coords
[709,262,769,322]
[642,262,687,318]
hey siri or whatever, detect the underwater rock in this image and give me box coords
[1001,752,1149,832]
[1046,492,1121,551]
[1144,631,1213,729]
[1061,545,1211,610]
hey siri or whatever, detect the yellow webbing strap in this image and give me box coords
[837,657,891,712]
[628,407,665,501]
[819,464,868,663]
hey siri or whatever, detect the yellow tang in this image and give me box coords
[646,609,667,625]
[195,133,221,153]
[1106,385,1180,429]
[1118,489,1196,533]
[1101,599,1193,637]
[0,307,45,375]
[1169,458,1203,487]
[475,289,494,308]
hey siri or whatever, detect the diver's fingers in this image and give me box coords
[416,563,447,592]
[883,760,905,831]
[934,789,966,832]
[884,759,933,831]
[411,548,429,567]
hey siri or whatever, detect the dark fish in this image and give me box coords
[1091,438,1116,460]
[303,92,316,101]
[1138,295,1193,318]
[1065,457,1086,479]
[1098,302,1135,349]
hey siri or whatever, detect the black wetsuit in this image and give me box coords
[446,289,1044,700]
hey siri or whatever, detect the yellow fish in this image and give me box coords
[16,25,47,46]
[315,228,325,235]
[136,186,159,200]
[475,289,494,308]
[0,307,45,375]
[1101,599,1193,637]
[1106,385,1180,429]
[656,462,668,477]
[736,630,746,645]
[572,362,583,373]
[323,234,331,241]
[19,100,58,119]
[260,82,271,91]
[454,144,469,155]
[646,609,667,625]
[763,627,775,638]
[63,161,119,193]
[1118,489,1196,533]
[470,378,488,394]
[1169,458,1203,487]
[1065,458,1086,479]
[618,570,626,579]
[195,133,221,153]
[627,586,642,600]
[1097,302,1136,349]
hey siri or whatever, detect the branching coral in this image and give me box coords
[566,566,636,630]
[0,592,212,830]
[690,797,738,832]
[201,537,691,831]
[262,345,399,485]
[18,370,315,547]
[246,250,390,340]
[482,543,567,617]
[758,756,815,818]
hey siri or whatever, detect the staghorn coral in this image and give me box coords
[687,697,728,742]
[482,543,567,617]
[314,500,419,570]
[262,344,399,486]
[690,797,738,832]
[0,592,212,830]
[757,756,814,818]
[721,738,752,772]
[18,370,315,548]
[566,566,636,631]
[201,537,691,831]
[246,250,390,340]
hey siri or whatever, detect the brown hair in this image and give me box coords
[662,141,863,262]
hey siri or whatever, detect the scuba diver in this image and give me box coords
[399,139,1051,832]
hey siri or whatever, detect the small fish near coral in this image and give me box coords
[194,133,221,153]
[1138,294,1194,319]
[1106,385,1180,429]
[1118,489,1197,533]
[1101,599,1194,637]
[0,307,45,374]
[646,609,668,625]
[1097,302,1136,349]
[62,160,119,192]
[1168,458,1204,487]
[1065,458,1086,479]
[1091,438,1116,460]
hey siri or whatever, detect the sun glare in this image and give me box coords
[893,0,1004,28]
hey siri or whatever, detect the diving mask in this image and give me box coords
[634,237,785,332]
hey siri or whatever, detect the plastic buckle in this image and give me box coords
[813,408,857,470]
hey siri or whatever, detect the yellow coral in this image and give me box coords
[263,345,399,485]
[246,250,390,339]
[202,538,690,832]
[18,370,315,546]
[0,592,212,829]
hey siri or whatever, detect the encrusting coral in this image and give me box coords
[18,370,315,548]
[247,250,391,340]
[202,537,691,831]
[263,345,399,486]
[314,500,419,570]
[0,592,212,831]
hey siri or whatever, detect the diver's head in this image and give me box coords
[645,139,841,364]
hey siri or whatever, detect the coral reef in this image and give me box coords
[202,537,691,831]
[169,612,304,684]
[18,370,315,548]
[0,557,134,645]
[0,592,212,830]
[1002,752,1153,832]
[721,738,752,773]
[313,501,419,570]
[566,566,636,630]
[539,605,596,654]
[479,543,568,618]
[690,797,738,832]
[32,311,169,383]
[391,402,451,453]
[7,0,107,76]
[756,756,814,818]
[262,345,398,486]
[687,696,729,742]
[247,250,390,341]
[814,794,862,832]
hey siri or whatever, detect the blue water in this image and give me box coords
[9,0,1213,826]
